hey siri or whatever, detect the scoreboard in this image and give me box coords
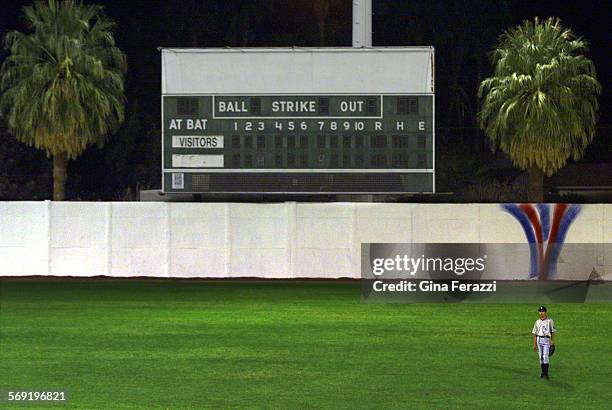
[163,94,433,193]
[161,48,435,194]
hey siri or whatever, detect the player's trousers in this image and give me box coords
[537,336,551,364]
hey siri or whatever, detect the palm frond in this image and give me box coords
[0,0,126,159]
[478,17,601,175]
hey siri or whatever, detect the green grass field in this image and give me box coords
[1,280,611,409]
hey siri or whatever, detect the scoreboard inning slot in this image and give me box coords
[163,94,434,193]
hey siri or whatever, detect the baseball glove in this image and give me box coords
[549,344,556,356]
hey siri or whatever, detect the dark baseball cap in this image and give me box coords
[538,306,547,312]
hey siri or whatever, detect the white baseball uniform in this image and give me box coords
[532,317,555,364]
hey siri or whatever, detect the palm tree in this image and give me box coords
[478,17,601,202]
[0,0,126,200]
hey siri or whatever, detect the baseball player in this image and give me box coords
[532,305,555,379]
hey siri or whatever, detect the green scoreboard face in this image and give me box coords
[162,95,434,193]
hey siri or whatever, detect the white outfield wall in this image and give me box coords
[0,202,610,278]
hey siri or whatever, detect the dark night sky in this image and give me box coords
[1,0,609,122]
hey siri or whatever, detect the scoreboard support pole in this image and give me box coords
[353,0,372,48]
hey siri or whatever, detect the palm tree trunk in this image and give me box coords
[53,152,68,201]
[527,166,543,203]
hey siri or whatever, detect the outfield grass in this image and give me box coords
[1,280,611,409]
